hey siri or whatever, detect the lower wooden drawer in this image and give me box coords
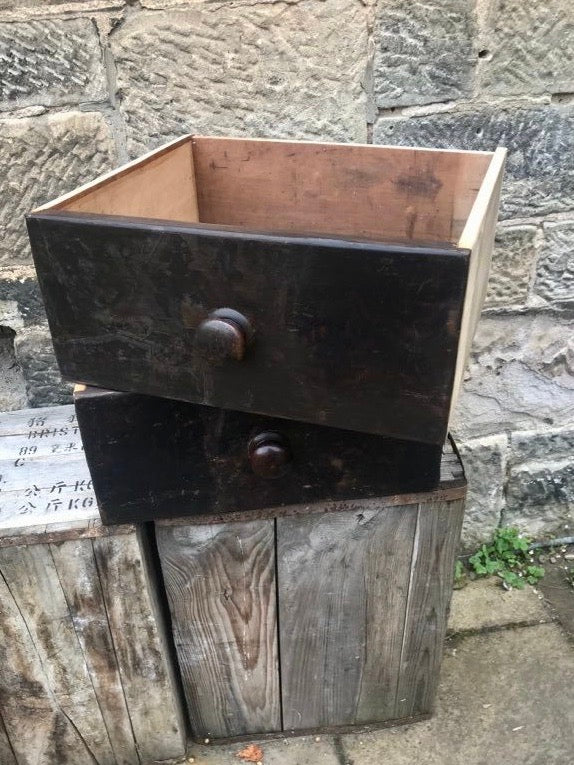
[74,385,443,525]
[155,454,466,741]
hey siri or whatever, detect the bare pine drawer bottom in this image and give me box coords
[155,448,466,741]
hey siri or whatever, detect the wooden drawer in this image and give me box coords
[28,136,506,445]
[74,385,447,525]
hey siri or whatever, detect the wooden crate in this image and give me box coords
[155,443,466,742]
[0,405,186,765]
[74,384,443,525]
[27,136,506,446]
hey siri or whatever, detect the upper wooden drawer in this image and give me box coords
[27,136,506,445]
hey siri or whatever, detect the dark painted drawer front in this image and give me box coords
[75,386,443,525]
[29,213,469,445]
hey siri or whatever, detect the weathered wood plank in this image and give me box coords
[0,404,187,764]
[0,404,98,534]
[93,530,186,761]
[0,544,116,764]
[277,504,418,730]
[156,520,280,739]
[0,520,135,548]
[0,535,186,765]
[395,498,466,718]
[49,540,139,764]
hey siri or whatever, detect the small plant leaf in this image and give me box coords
[468,527,542,590]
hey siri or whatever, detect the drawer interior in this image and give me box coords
[38,135,494,247]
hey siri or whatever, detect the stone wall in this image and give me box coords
[0,0,572,545]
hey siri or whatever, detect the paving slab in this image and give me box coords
[340,623,574,765]
[538,559,574,638]
[158,735,341,765]
[150,582,572,765]
[448,578,551,634]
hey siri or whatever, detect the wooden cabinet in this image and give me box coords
[27,135,506,445]
[155,443,466,741]
[23,134,492,742]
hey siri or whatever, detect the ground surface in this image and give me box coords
[154,566,574,765]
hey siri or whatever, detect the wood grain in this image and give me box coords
[450,147,507,419]
[37,134,492,246]
[40,134,198,224]
[49,540,139,764]
[0,532,186,764]
[0,543,117,764]
[191,136,491,244]
[277,505,418,729]
[156,520,280,739]
[395,498,465,718]
[92,531,186,762]
[29,136,502,443]
[0,404,186,764]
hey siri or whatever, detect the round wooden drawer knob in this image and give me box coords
[248,432,291,479]
[195,309,252,363]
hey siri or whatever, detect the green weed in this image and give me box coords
[468,527,544,590]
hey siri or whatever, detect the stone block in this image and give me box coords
[510,425,574,464]
[532,220,574,307]
[504,458,574,538]
[0,111,116,264]
[450,313,574,440]
[110,0,368,156]
[504,425,574,538]
[477,0,574,98]
[0,327,27,411]
[457,435,507,549]
[374,106,574,219]
[0,266,46,326]
[0,18,106,110]
[0,0,124,13]
[485,224,538,309]
[374,0,475,108]
[14,326,72,407]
